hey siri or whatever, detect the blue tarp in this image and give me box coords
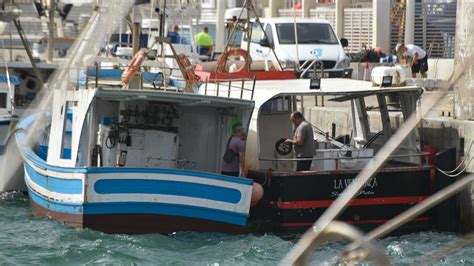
[71,70,163,86]
[142,72,163,84]
[109,34,149,50]
[86,69,123,79]
[0,73,20,86]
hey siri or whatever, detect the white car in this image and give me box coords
[241,17,352,78]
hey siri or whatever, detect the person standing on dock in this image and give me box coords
[195,26,213,60]
[285,111,315,171]
[395,43,428,78]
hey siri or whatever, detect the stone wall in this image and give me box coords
[454,1,474,120]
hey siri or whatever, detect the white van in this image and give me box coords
[241,17,352,78]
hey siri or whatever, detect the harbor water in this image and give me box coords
[1,191,472,265]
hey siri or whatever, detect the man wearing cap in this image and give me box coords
[395,43,428,78]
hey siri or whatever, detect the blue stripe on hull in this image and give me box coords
[94,179,242,204]
[84,202,247,226]
[25,163,83,195]
[27,185,247,226]
[28,185,84,214]
[0,120,11,126]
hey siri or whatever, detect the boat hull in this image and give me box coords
[29,197,247,234]
[247,166,435,234]
[22,152,253,234]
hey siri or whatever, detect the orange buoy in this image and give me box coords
[121,48,147,85]
[177,53,200,82]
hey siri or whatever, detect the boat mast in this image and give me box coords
[47,0,55,63]
[11,20,45,87]
[159,0,166,57]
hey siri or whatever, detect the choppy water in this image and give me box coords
[0,191,473,265]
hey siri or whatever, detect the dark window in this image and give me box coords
[260,96,291,113]
[60,101,74,159]
[0,93,6,108]
[275,23,339,45]
[265,24,274,47]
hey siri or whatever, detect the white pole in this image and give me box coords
[215,0,225,53]
[148,0,154,38]
[47,0,55,63]
[405,0,415,45]
[292,0,300,67]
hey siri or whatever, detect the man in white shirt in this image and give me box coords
[395,43,428,78]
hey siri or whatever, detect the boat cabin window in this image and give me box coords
[60,101,74,159]
[260,96,291,114]
[0,93,6,108]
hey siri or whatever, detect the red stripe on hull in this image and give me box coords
[272,196,428,209]
[195,70,297,81]
[280,217,431,227]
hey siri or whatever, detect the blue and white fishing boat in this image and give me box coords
[15,87,256,233]
[14,1,259,234]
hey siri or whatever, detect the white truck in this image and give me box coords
[241,17,352,78]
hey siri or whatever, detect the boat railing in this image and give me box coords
[259,151,431,170]
[201,76,256,100]
[81,63,188,91]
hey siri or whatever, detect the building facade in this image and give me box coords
[257,0,457,58]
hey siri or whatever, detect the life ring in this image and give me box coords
[216,48,251,73]
[121,48,147,85]
[177,53,200,82]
